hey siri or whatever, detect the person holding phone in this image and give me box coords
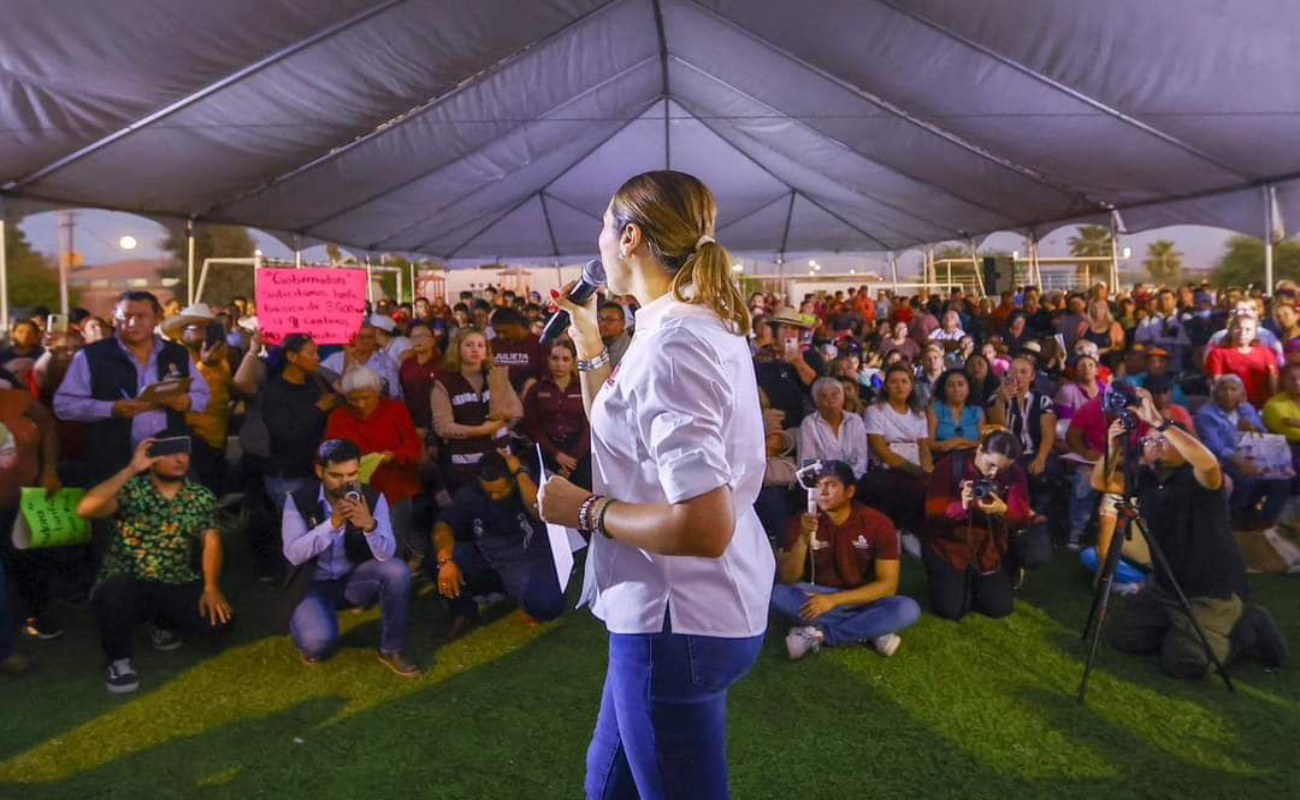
[77,433,232,694]
[538,171,773,799]
[280,438,417,677]
[162,303,232,492]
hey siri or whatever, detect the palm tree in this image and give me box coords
[1067,225,1112,284]
[1143,240,1183,284]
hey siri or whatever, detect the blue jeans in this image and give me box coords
[438,541,565,622]
[1067,462,1099,537]
[585,618,764,799]
[0,559,14,661]
[770,583,920,645]
[289,559,411,658]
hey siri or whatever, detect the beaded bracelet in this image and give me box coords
[577,494,603,532]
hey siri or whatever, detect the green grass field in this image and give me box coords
[2,541,1297,800]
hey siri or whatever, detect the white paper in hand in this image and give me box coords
[537,446,581,593]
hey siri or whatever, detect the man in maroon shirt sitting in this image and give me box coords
[489,307,548,396]
[772,460,920,660]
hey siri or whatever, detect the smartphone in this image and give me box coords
[343,482,363,503]
[48,314,69,334]
[148,436,191,458]
[784,339,798,359]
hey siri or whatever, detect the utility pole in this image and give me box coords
[57,209,77,314]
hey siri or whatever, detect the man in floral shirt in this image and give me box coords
[78,434,232,693]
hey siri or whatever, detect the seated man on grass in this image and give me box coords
[78,434,233,694]
[773,460,920,660]
[282,438,417,677]
[431,450,564,641]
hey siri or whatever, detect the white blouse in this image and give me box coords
[580,294,774,637]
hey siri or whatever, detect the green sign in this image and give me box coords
[11,487,91,549]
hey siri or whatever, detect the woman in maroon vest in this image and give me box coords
[430,327,521,491]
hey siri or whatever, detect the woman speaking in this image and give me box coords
[539,171,773,799]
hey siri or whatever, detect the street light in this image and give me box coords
[1122,246,1132,259]
[118,235,137,250]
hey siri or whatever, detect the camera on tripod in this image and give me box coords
[1102,381,1141,430]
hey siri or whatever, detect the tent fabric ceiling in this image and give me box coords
[2,0,1297,260]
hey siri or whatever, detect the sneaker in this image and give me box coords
[377,650,421,678]
[872,633,902,657]
[900,531,923,560]
[1239,604,1290,669]
[1066,531,1083,552]
[1011,566,1028,592]
[21,617,64,640]
[106,659,139,693]
[0,653,35,676]
[785,626,824,661]
[148,623,181,652]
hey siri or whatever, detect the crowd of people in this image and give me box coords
[0,271,1295,690]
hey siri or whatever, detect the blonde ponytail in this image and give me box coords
[671,239,751,336]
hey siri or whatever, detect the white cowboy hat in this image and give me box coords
[160,302,217,339]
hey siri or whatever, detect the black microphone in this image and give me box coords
[540,259,606,345]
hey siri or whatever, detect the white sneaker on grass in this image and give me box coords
[106,659,139,693]
[872,633,902,657]
[785,626,825,660]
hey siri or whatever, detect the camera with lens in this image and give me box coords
[1102,381,1141,429]
[971,478,998,500]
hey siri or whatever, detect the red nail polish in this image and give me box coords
[550,289,560,298]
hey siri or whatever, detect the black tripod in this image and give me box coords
[1076,434,1235,705]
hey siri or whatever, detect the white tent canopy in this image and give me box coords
[2,0,1298,261]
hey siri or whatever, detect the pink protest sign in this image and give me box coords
[255,268,368,345]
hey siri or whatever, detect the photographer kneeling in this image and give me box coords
[282,439,417,677]
[921,430,1039,621]
[1092,388,1288,679]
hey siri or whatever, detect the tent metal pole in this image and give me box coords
[889,251,899,293]
[1265,185,1275,295]
[294,235,303,269]
[0,215,8,333]
[967,238,984,298]
[365,256,374,304]
[1109,215,1121,293]
[186,219,196,304]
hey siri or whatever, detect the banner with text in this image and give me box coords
[11,487,90,549]
[256,268,368,345]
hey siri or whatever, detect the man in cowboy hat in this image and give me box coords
[755,306,825,428]
[161,304,232,491]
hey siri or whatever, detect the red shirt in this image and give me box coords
[924,453,1031,573]
[324,398,422,505]
[524,376,589,460]
[782,502,898,589]
[1206,345,1278,406]
[399,352,442,429]
[492,334,549,393]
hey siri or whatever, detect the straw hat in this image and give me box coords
[160,303,217,340]
[769,306,817,329]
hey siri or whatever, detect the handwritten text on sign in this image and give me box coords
[256,268,368,345]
